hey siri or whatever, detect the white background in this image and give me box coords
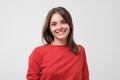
[0,0,120,80]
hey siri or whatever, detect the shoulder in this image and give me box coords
[29,44,48,55]
[77,44,86,54]
[78,44,85,50]
[29,44,50,60]
[33,44,50,52]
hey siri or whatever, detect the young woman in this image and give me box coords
[26,6,89,80]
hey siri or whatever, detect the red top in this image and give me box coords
[26,44,89,80]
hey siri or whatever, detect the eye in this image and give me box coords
[51,23,56,26]
[51,22,57,26]
[62,20,67,24]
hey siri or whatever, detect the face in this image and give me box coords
[50,13,70,43]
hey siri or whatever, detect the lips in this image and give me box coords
[56,29,66,35]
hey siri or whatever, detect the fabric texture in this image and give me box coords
[26,44,89,80]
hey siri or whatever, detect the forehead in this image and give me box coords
[50,13,64,22]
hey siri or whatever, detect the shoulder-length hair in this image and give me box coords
[42,7,80,54]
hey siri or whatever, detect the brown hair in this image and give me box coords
[42,7,80,54]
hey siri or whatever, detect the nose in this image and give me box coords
[57,24,62,29]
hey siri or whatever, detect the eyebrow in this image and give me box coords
[50,21,57,24]
[50,19,65,23]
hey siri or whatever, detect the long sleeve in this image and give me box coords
[82,47,89,80]
[26,45,89,80]
[26,48,41,80]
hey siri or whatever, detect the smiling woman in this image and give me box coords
[50,13,70,45]
[26,6,89,80]
[42,7,79,53]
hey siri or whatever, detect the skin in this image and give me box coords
[50,13,70,45]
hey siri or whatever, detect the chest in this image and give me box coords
[39,48,84,76]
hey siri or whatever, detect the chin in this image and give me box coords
[56,37,68,41]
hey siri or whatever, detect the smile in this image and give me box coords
[56,29,66,35]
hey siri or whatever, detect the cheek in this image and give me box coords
[67,29,70,35]
[67,25,70,33]
[50,27,56,34]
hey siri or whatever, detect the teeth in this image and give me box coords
[56,29,66,35]
[58,32,64,34]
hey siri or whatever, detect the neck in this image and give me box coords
[51,39,67,45]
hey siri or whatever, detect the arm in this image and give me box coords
[82,47,89,80]
[26,48,41,80]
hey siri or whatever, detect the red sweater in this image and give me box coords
[26,44,89,80]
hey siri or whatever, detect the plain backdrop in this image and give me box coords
[0,0,120,80]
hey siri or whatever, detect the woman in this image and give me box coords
[26,6,89,80]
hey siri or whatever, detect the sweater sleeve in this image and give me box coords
[82,46,89,80]
[26,48,41,80]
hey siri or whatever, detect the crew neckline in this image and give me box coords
[48,44,68,47]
